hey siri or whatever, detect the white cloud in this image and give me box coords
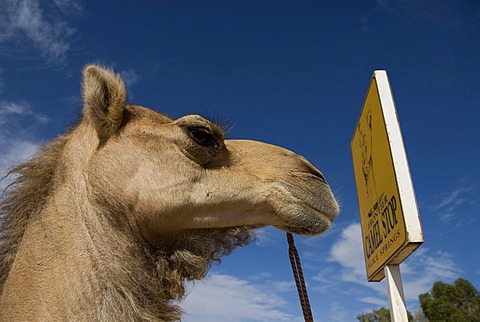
[427,185,477,223]
[0,0,81,64]
[329,222,366,283]
[0,100,46,191]
[182,274,300,322]
[328,222,462,307]
[0,140,40,192]
[401,248,461,300]
[253,227,283,247]
[1,140,39,169]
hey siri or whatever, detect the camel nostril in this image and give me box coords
[296,155,326,183]
[303,160,326,183]
[312,170,326,183]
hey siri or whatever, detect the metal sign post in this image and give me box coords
[351,71,424,321]
[385,265,408,321]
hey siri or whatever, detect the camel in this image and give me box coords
[0,65,339,321]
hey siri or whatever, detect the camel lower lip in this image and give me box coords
[270,181,339,235]
[282,182,339,220]
[281,218,331,235]
[277,204,334,235]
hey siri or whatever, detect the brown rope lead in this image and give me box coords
[287,232,314,322]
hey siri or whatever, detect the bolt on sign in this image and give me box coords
[351,71,424,282]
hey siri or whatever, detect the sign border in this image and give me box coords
[351,71,423,282]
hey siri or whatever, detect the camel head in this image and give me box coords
[0,65,340,320]
[83,65,339,243]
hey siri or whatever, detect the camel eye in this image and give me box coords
[188,127,217,147]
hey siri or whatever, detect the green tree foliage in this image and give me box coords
[419,278,480,322]
[357,307,413,322]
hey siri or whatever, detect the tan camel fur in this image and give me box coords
[0,65,339,321]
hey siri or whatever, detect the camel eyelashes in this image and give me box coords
[188,126,217,147]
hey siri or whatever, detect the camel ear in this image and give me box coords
[82,65,126,138]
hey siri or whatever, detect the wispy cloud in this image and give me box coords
[0,68,3,94]
[0,100,47,191]
[428,185,477,222]
[120,69,140,87]
[328,302,352,322]
[253,227,284,248]
[0,100,30,116]
[0,0,82,65]
[359,296,388,307]
[360,15,369,34]
[433,187,470,210]
[0,139,39,173]
[376,0,459,27]
[182,273,301,322]
[0,100,49,128]
[52,0,83,14]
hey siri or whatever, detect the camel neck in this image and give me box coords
[0,175,109,315]
[0,170,180,321]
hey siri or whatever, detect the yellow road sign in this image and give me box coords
[351,71,423,282]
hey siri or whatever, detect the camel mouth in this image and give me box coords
[270,176,339,236]
[281,203,336,235]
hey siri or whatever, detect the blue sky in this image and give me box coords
[0,1,479,321]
